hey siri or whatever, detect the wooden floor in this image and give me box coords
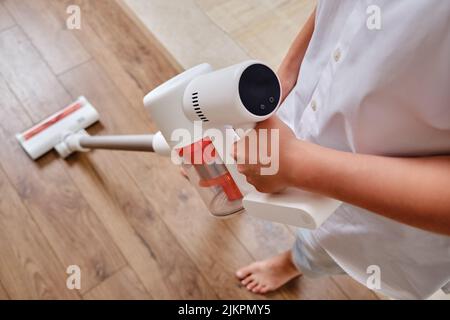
[0,0,377,300]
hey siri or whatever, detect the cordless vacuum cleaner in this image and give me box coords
[17,60,341,229]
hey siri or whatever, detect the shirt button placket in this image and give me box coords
[333,48,341,62]
[311,99,317,111]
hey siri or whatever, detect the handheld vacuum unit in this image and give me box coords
[17,60,341,229]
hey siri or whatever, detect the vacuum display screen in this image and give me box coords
[238,63,281,116]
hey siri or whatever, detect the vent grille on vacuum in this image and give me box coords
[192,92,209,122]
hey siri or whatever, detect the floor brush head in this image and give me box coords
[16,96,99,160]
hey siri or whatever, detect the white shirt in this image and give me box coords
[278,0,450,299]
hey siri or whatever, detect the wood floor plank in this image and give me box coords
[0,164,79,299]
[0,78,80,299]
[61,153,185,299]
[84,267,151,300]
[0,27,76,121]
[0,282,10,300]
[50,0,180,119]
[0,28,126,294]
[58,60,273,300]
[3,0,90,74]
[62,148,215,299]
[69,0,178,85]
[0,3,14,31]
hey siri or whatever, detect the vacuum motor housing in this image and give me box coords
[182,61,281,126]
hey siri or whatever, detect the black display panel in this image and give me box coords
[238,64,281,116]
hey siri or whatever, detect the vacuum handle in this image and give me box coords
[230,126,342,229]
[243,188,342,229]
[79,134,155,152]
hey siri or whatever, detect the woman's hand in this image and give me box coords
[231,116,301,194]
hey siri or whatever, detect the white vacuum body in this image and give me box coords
[144,60,342,228]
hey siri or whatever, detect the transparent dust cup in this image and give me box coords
[179,139,244,217]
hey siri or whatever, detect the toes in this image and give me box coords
[252,284,263,293]
[241,275,254,286]
[236,265,254,279]
[246,280,258,291]
[259,285,269,294]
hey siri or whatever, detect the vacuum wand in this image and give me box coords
[78,135,155,152]
[55,130,170,158]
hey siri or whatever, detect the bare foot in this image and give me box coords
[236,250,301,294]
